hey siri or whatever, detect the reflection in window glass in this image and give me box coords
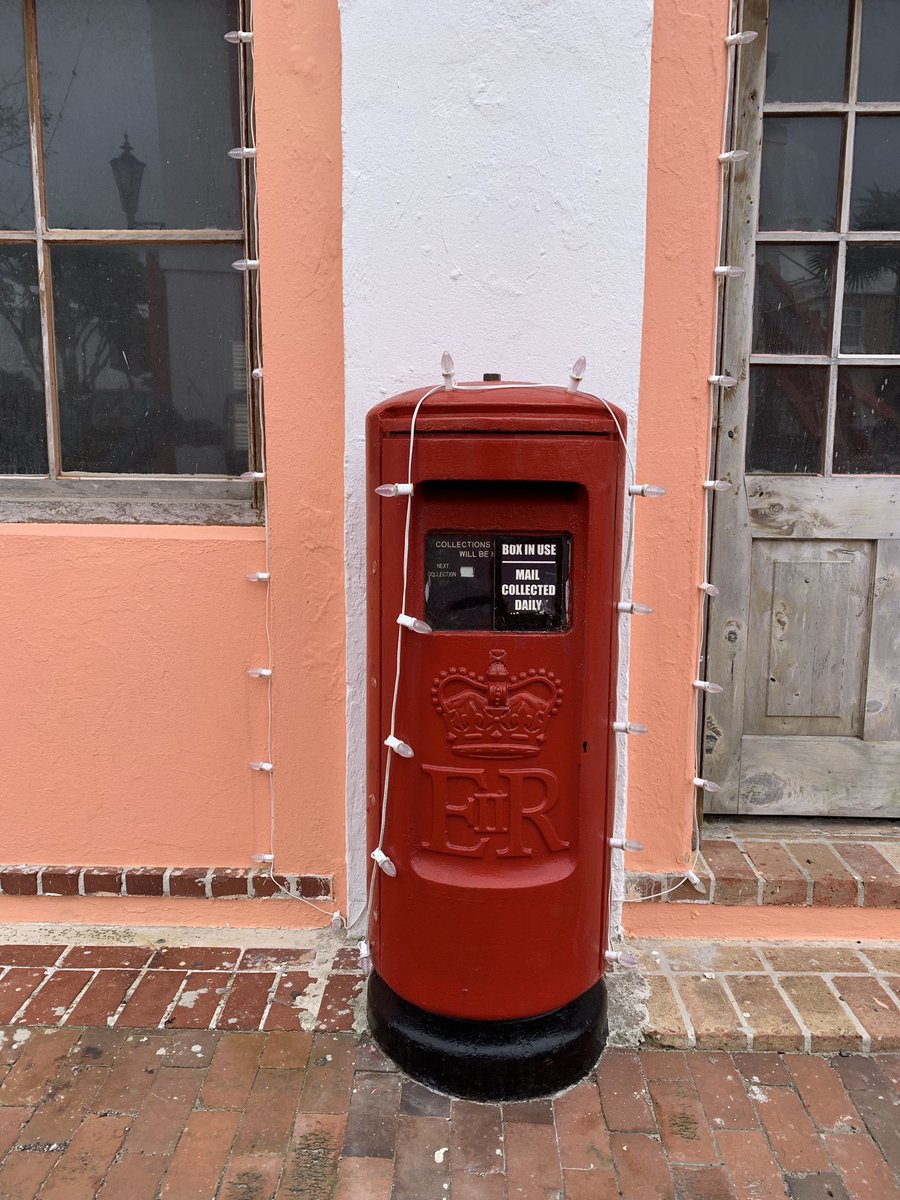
[859,0,900,101]
[52,244,248,475]
[0,1,34,230]
[834,368,900,474]
[37,0,241,230]
[851,118,900,231]
[841,245,900,354]
[766,0,849,102]
[746,366,827,474]
[0,247,47,473]
[753,245,834,355]
[759,117,843,232]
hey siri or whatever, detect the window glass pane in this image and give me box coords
[850,118,900,231]
[859,0,900,101]
[766,0,849,102]
[746,366,827,474]
[52,244,248,475]
[759,117,843,232]
[834,367,900,473]
[841,245,900,353]
[37,0,241,230]
[753,244,835,355]
[0,246,47,473]
[0,1,34,229]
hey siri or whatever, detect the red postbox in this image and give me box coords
[365,380,625,1100]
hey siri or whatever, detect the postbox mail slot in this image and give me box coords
[425,531,571,632]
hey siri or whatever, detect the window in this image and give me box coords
[745,0,900,476]
[0,0,259,521]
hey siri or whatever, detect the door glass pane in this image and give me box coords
[834,367,900,473]
[52,244,248,475]
[37,0,241,230]
[759,117,843,232]
[753,245,835,355]
[841,245,900,353]
[746,366,827,473]
[850,118,900,231]
[0,1,34,230]
[0,246,47,473]
[859,0,900,101]
[766,0,849,102]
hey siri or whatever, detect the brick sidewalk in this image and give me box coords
[0,1027,897,1198]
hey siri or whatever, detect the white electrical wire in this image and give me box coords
[360,370,639,967]
[241,0,339,924]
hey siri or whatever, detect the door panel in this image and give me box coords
[703,0,900,818]
[744,540,872,736]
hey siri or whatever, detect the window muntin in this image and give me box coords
[748,0,900,476]
[0,0,256,513]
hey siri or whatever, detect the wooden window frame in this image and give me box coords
[0,0,261,525]
[734,0,900,481]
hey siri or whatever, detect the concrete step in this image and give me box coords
[633,938,900,1054]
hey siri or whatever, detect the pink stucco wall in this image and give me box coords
[0,0,347,926]
[627,0,729,875]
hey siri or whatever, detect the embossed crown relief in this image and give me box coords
[432,650,563,758]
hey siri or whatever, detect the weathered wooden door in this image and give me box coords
[704,0,900,816]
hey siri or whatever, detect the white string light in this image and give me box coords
[605,950,638,966]
[566,355,587,394]
[693,679,724,694]
[693,776,721,794]
[617,601,653,615]
[371,848,398,877]
[441,351,456,391]
[725,30,757,45]
[396,614,432,634]
[628,483,666,497]
[226,3,340,925]
[718,150,749,164]
[610,838,645,852]
[613,721,649,735]
[714,265,745,279]
[699,581,720,597]
[375,482,414,497]
[708,374,737,387]
[703,479,732,491]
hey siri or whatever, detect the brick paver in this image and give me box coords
[0,942,892,1196]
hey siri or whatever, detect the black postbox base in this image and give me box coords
[367,972,608,1101]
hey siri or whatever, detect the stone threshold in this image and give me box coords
[627,817,900,908]
[636,939,900,1054]
[0,865,332,901]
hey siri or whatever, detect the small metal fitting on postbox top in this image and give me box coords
[693,776,722,794]
[605,950,638,966]
[375,482,414,497]
[384,734,414,758]
[609,837,645,852]
[613,721,649,735]
[371,848,398,877]
[397,613,433,634]
[617,601,653,615]
[628,484,666,497]
[725,30,758,44]
[694,679,724,694]
[699,581,720,597]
